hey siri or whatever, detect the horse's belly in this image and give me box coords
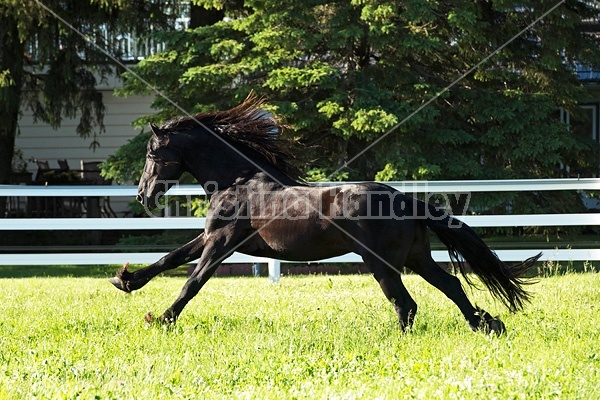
[240,219,351,261]
[240,246,349,262]
[241,247,349,262]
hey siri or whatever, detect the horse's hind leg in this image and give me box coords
[406,227,505,333]
[109,233,205,293]
[363,254,417,331]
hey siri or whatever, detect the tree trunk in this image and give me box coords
[0,14,24,216]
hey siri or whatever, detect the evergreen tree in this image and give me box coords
[114,0,600,212]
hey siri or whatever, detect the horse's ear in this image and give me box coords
[149,123,165,137]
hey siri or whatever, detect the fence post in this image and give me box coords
[252,262,261,277]
[268,259,281,283]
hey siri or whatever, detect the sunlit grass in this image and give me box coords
[0,272,598,399]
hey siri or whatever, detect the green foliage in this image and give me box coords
[374,162,399,181]
[109,1,600,215]
[0,273,599,398]
[190,197,211,217]
[100,130,151,184]
[304,168,349,182]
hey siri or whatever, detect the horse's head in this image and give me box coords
[137,124,184,209]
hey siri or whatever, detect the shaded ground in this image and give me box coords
[1,258,596,279]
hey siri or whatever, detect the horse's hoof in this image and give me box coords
[472,308,506,335]
[145,311,156,324]
[109,276,125,291]
[108,276,133,294]
[145,311,176,327]
[486,318,506,335]
[477,316,506,335]
[159,311,177,325]
[109,262,133,293]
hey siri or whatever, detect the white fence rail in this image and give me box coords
[2,179,600,280]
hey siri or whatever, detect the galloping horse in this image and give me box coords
[109,95,540,334]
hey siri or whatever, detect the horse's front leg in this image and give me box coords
[109,232,205,293]
[149,236,238,325]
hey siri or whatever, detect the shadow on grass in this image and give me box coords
[1,260,596,279]
[0,265,119,278]
[0,264,190,279]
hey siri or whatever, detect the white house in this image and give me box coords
[14,78,155,217]
[16,80,154,179]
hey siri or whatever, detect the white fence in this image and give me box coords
[2,179,600,281]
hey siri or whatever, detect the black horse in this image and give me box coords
[109,95,540,334]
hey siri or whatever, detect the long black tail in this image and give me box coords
[418,201,541,312]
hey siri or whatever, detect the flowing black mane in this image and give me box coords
[160,94,302,180]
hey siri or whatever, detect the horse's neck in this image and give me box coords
[180,144,293,193]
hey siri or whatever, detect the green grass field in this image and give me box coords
[0,267,598,399]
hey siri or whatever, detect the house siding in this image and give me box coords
[15,89,155,216]
[16,91,154,173]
